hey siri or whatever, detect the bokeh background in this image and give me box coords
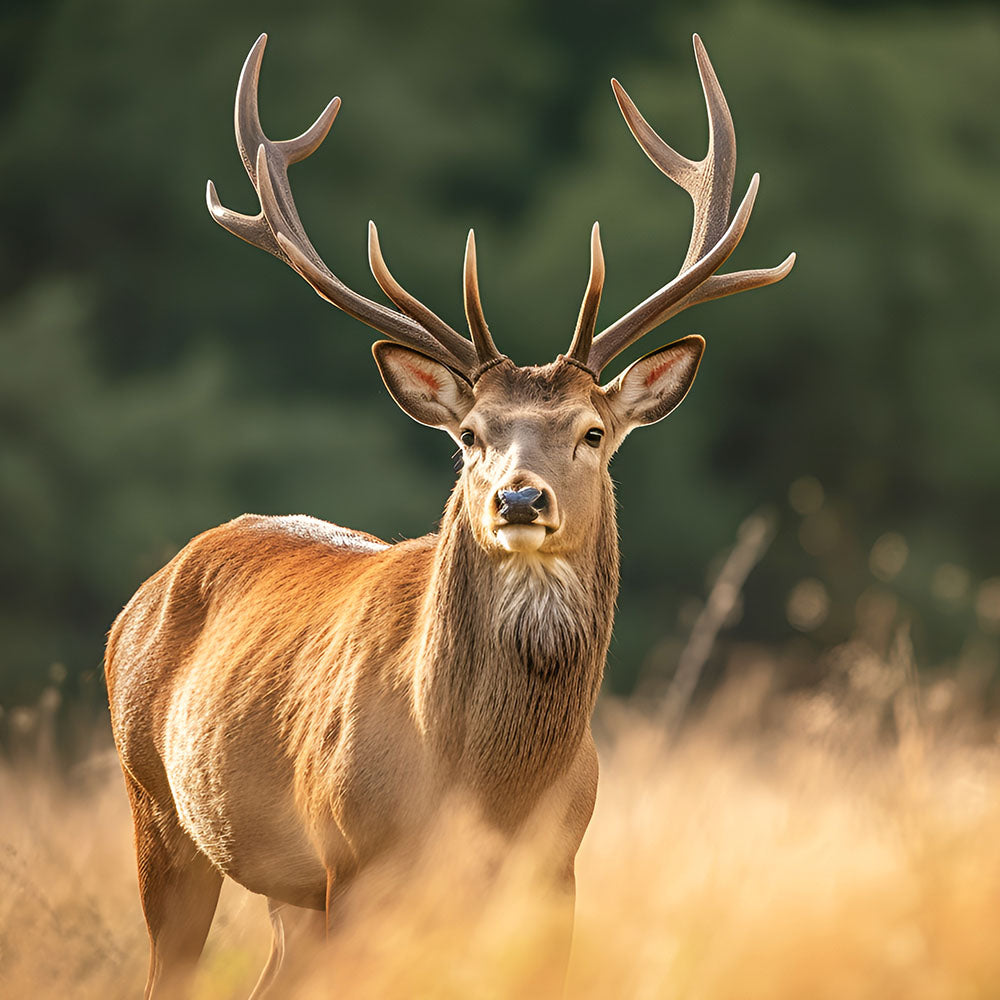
[1,0,998,737]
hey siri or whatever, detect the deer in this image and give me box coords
[104,32,793,999]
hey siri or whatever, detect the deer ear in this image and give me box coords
[373,342,474,431]
[602,335,704,433]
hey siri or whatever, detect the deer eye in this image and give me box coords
[460,429,476,447]
[583,428,604,448]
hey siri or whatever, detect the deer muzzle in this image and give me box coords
[494,486,556,553]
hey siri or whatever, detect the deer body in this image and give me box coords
[109,466,613,910]
[106,32,792,998]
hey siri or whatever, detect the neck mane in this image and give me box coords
[414,481,619,824]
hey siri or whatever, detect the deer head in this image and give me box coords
[207,34,794,559]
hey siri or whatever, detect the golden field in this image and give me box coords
[2,636,1000,999]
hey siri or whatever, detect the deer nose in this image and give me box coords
[496,487,548,524]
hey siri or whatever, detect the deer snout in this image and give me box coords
[496,487,546,524]
[492,482,558,553]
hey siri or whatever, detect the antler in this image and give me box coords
[576,35,795,376]
[206,34,481,375]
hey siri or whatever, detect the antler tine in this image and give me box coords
[227,34,340,266]
[367,223,478,369]
[233,34,269,181]
[207,34,315,265]
[588,172,760,373]
[206,178,282,260]
[566,223,605,365]
[207,35,479,375]
[653,252,797,323]
[463,230,503,365]
[585,35,794,375]
[609,34,736,274]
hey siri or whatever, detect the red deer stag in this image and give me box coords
[105,32,793,999]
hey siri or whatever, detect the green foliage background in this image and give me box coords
[1,0,997,709]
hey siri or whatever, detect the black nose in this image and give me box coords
[497,487,546,524]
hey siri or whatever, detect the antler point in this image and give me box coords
[246,33,267,68]
[205,180,221,215]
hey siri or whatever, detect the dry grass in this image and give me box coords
[3,648,1000,999]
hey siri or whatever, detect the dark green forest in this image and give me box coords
[1,0,998,719]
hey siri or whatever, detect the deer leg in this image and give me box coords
[247,898,288,1000]
[545,866,577,998]
[248,898,326,999]
[324,862,362,937]
[124,770,222,1000]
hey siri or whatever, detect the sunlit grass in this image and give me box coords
[3,642,1000,999]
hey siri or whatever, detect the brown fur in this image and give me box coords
[108,352,707,997]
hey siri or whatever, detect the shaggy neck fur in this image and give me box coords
[414,481,619,827]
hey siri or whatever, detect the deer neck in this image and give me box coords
[413,482,619,818]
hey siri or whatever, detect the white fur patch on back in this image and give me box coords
[254,514,388,552]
